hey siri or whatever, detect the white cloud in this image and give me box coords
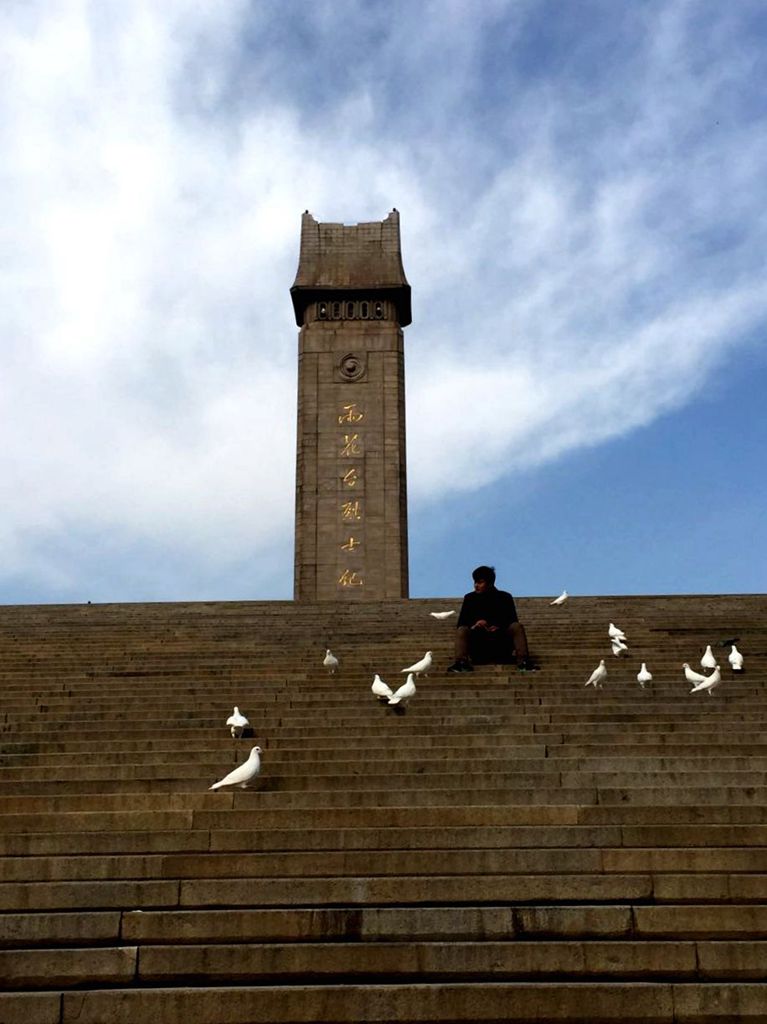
[0,0,765,597]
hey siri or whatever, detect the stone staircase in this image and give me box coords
[0,594,765,1023]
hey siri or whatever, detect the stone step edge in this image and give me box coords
[4,939,767,990]
[3,980,767,1024]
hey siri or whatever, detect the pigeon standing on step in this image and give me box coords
[209,746,262,790]
[690,665,721,696]
[225,706,249,739]
[371,674,393,701]
[324,649,339,674]
[608,623,627,641]
[401,651,432,676]
[430,610,456,619]
[550,590,568,606]
[728,645,744,671]
[637,663,652,688]
[585,660,607,688]
[389,673,416,706]
[700,645,717,671]
[683,663,707,685]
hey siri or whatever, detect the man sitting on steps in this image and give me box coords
[447,565,539,674]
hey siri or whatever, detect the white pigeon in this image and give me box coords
[683,663,707,685]
[637,663,652,688]
[389,673,416,706]
[585,660,607,688]
[209,746,262,790]
[728,645,744,671]
[608,623,627,640]
[225,706,249,739]
[430,610,456,619]
[401,651,432,676]
[371,674,393,701]
[323,649,339,674]
[550,590,568,606]
[700,645,717,671]
[611,637,629,657]
[690,665,721,696]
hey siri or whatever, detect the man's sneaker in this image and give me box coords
[447,660,474,674]
[517,659,540,673]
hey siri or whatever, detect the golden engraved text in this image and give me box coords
[338,404,364,424]
[341,500,362,521]
[340,434,362,457]
[338,569,364,587]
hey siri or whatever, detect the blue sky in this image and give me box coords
[1,0,766,604]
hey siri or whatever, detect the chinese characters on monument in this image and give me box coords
[338,405,364,586]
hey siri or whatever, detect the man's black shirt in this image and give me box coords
[457,587,519,630]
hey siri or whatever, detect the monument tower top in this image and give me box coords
[292,210,410,602]
[290,210,411,327]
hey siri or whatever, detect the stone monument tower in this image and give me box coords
[291,210,411,601]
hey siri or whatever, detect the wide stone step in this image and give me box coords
[5,751,767,776]
[175,873,767,908]
[5,733,767,756]
[4,780,767,809]
[0,781,602,803]
[3,847,767,884]
[3,902,767,951]
[118,902,767,944]
[7,939,767,989]
[2,716,549,738]
[2,980,766,1024]
[140,939,767,982]
[0,872,696,911]
[0,742,552,763]
[9,763,767,791]
[0,689,759,709]
[3,722,554,742]
[0,670,757,693]
[0,848,610,883]
[2,803,767,845]
[4,822,765,856]
[14,701,763,724]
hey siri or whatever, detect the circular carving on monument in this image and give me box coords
[339,353,365,381]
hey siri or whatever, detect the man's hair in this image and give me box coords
[472,565,496,585]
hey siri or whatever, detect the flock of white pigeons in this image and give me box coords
[581,618,744,696]
[331,646,433,708]
[551,589,745,693]
[207,645,433,791]
[207,594,746,791]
